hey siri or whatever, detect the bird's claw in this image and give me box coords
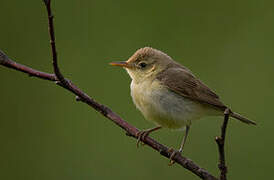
[136,126,162,148]
[136,130,149,148]
[167,148,180,166]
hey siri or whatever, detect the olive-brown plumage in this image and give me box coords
[155,62,255,125]
[110,47,255,163]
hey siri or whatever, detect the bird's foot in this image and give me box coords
[136,126,162,148]
[167,148,181,166]
[136,130,150,148]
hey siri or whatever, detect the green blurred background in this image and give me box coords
[0,0,273,179]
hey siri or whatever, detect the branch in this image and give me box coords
[43,0,67,86]
[0,1,221,180]
[0,39,220,180]
[215,108,230,180]
[0,51,56,81]
[0,50,218,180]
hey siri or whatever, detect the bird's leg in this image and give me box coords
[168,125,190,165]
[136,126,162,148]
[178,125,190,152]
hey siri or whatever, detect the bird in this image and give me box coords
[110,47,256,163]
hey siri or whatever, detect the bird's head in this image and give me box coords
[110,47,173,83]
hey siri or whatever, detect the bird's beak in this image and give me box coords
[109,61,132,68]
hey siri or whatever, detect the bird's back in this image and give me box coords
[156,63,227,111]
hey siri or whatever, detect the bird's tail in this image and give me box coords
[230,111,256,125]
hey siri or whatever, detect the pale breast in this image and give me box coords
[130,79,211,129]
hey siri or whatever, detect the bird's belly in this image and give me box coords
[131,81,208,129]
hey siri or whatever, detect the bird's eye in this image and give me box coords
[139,62,147,68]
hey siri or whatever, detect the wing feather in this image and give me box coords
[156,66,226,110]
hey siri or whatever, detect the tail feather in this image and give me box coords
[230,112,256,125]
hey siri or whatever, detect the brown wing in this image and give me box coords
[156,66,227,110]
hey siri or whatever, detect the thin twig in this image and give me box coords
[43,0,67,86]
[215,108,230,180]
[0,51,56,81]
